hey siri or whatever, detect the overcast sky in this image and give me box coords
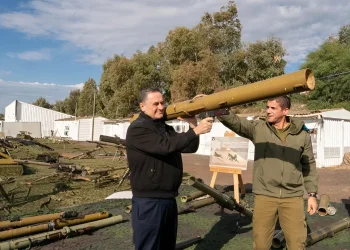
[1,0,349,113]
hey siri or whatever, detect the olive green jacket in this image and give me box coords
[218,112,318,198]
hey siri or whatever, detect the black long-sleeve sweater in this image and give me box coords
[126,112,199,198]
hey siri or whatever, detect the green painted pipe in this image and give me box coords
[181,191,206,203]
[306,217,350,246]
[187,176,253,219]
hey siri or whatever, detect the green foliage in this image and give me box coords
[161,27,203,65]
[301,25,350,110]
[32,97,53,109]
[245,37,286,83]
[99,50,172,118]
[63,89,80,116]
[52,100,66,113]
[0,113,4,120]
[197,1,241,55]
[78,78,98,116]
[338,24,350,45]
[171,50,221,102]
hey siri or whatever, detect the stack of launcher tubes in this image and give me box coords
[0,211,123,250]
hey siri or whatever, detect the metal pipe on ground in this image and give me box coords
[317,194,330,216]
[13,160,51,166]
[125,205,132,214]
[99,135,126,145]
[272,230,285,249]
[181,191,206,203]
[178,197,216,215]
[88,166,127,175]
[187,176,253,219]
[0,212,64,230]
[0,215,123,250]
[306,217,350,246]
[272,217,350,247]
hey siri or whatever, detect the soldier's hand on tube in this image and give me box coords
[193,117,213,135]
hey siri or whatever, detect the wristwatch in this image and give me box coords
[308,193,317,198]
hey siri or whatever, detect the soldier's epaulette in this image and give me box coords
[302,124,310,133]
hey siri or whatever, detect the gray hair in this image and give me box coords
[139,88,162,103]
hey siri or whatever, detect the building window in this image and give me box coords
[64,126,69,136]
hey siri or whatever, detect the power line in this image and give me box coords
[317,70,350,80]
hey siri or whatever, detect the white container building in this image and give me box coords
[102,119,189,140]
[0,121,42,138]
[5,100,74,137]
[102,109,350,168]
[54,116,107,141]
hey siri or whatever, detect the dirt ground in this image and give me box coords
[181,154,350,205]
[0,140,349,250]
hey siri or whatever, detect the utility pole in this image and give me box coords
[91,89,96,141]
[75,102,77,120]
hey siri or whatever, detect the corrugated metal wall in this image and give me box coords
[4,101,16,121]
[103,121,181,140]
[322,119,350,167]
[78,119,92,141]
[54,120,79,140]
[92,117,106,141]
[103,124,119,138]
[344,121,350,154]
[15,101,73,137]
[1,122,42,138]
[103,123,130,139]
[73,117,107,141]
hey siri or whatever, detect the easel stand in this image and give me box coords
[209,166,246,203]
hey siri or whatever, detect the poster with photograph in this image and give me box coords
[209,137,249,170]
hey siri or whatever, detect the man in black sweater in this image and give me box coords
[126,88,213,250]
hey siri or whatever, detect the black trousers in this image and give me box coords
[132,197,178,250]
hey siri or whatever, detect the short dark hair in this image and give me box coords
[139,88,162,103]
[268,96,291,109]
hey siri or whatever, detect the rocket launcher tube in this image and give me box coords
[0,215,123,250]
[0,213,64,230]
[131,69,315,122]
[317,194,330,216]
[178,197,216,215]
[0,212,109,241]
[272,230,285,249]
[273,217,350,247]
[125,205,132,214]
[181,191,206,203]
[187,176,253,219]
[306,217,350,246]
